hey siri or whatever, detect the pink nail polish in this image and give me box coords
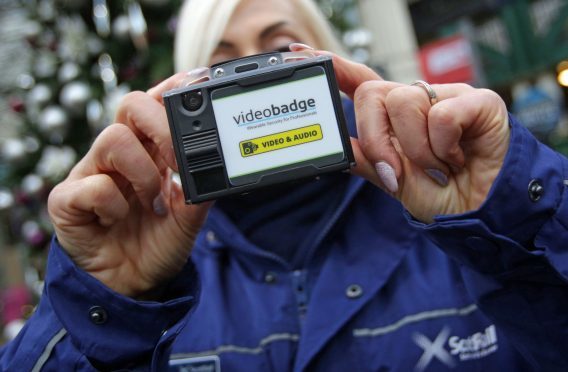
[425,169,449,187]
[375,162,398,193]
[180,67,210,88]
[153,193,168,216]
[289,43,315,51]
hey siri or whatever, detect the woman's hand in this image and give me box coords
[47,72,211,298]
[293,46,510,223]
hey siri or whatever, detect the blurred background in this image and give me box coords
[0,0,567,344]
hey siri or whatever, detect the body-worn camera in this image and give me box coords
[163,51,355,204]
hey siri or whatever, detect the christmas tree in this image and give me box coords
[0,0,182,343]
[0,0,361,344]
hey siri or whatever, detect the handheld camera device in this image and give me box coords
[163,51,355,204]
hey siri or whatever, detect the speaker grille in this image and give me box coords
[182,130,223,171]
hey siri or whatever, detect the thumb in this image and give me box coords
[157,168,211,238]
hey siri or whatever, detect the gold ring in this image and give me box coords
[411,80,438,106]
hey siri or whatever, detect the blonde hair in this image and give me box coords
[174,0,346,72]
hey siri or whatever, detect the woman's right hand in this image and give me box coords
[47,72,211,298]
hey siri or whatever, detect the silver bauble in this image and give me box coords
[86,99,106,133]
[58,62,80,83]
[24,136,41,154]
[1,138,27,164]
[21,174,45,196]
[27,84,52,108]
[0,188,15,211]
[60,81,91,114]
[112,15,131,41]
[36,145,77,181]
[17,74,35,90]
[38,106,69,142]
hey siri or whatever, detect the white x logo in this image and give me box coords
[413,327,456,371]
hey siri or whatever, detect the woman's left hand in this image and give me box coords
[294,46,510,223]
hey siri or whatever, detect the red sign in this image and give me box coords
[418,35,475,84]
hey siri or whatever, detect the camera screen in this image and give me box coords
[211,66,346,186]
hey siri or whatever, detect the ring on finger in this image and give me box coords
[411,80,438,106]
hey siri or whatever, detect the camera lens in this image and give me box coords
[182,91,203,112]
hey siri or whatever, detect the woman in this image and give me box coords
[2,0,567,370]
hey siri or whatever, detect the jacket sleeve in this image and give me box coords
[0,238,200,371]
[409,115,568,370]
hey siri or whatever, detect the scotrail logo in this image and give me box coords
[413,325,498,371]
[232,98,316,126]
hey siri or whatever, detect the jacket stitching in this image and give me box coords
[353,303,478,338]
[31,328,67,372]
[170,333,300,359]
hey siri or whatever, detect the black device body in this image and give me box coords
[163,52,355,204]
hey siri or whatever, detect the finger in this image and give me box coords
[115,91,178,170]
[147,67,209,103]
[385,83,475,182]
[352,80,405,192]
[70,124,162,212]
[288,44,383,98]
[428,88,509,168]
[329,53,384,99]
[48,174,129,228]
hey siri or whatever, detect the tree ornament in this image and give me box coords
[86,99,106,134]
[21,220,46,246]
[127,1,148,51]
[27,84,52,108]
[24,136,41,154]
[36,145,77,181]
[93,0,111,38]
[1,138,27,165]
[38,0,56,22]
[0,188,15,211]
[87,35,105,56]
[8,96,25,113]
[16,74,35,90]
[112,15,131,41]
[21,174,45,197]
[104,84,130,122]
[58,62,80,83]
[60,81,91,114]
[38,106,69,143]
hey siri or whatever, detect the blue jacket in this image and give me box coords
[2,113,568,371]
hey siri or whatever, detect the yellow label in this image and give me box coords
[239,124,324,157]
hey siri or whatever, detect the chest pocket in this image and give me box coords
[170,333,299,372]
[169,355,221,372]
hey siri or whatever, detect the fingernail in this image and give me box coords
[180,67,210,87]
[375,161,398,193]
[289,43,315,51]
[187,66,209,76]
[164,168,173,197]
[168,145,177,168]
[153,193,168,216]
[171,172,182,200]
[425,169,449,187]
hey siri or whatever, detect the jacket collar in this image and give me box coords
[200,175,367,269]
